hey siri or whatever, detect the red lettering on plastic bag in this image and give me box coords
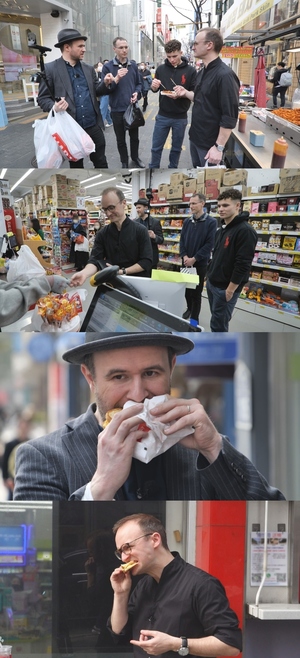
[52,133,77,161]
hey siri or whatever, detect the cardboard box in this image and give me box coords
[205,168,223,184]
[247,184,279,196]
[196,171,205,185]
[167,184,183,200]
[222,169,248,186]
[183,179,197,194]
[170,172,189,186]
[279,169,300,179]
[50,174,67,184]
[279,177,300,194]
[196,184,205,196]
[205,180,219,199]
[43,185,52,197]
[219,184,247,197]
[157,184,169,201]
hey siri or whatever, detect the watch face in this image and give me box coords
[178,647,189,656]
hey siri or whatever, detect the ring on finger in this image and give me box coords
[186,405,191,413]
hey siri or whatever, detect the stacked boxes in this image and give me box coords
[50,175,85,208]
[279,169,300,194]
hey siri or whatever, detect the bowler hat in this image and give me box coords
[134,198,149,207]
[63,332,194,365]
[54,28,87,48]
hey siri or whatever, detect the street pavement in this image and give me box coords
[0,92,193,169]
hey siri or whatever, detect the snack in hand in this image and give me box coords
[102,408,122,428]
[120,560,138,572]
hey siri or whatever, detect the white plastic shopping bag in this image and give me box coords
[48,110,96,161]
[6,245,45,283]
[33,116,63,169]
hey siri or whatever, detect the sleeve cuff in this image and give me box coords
[82,482,94,500]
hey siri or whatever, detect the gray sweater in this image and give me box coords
[0,277,57,327]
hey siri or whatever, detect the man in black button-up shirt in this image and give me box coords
[109,513,242,657]
[70,187,153,287]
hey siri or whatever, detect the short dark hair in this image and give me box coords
[31,218,41,233]
[197,28,223,54]
[113,513,169,550]
[101,187,125,202]
[218,188,242,201]
[113,36,127,47]
[190,193,206,204]
[277,61,285,67]
[165,39,182,53]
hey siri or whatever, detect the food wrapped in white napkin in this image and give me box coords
[124,395,194,464]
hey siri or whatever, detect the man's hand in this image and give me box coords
[150,397,222,463]
[151,78,161,91]
[110,565,133,596]
[173,84,186,97]
[103,73,115,86]
[46,275,69,294]
[115,68,128,83]
[90,404,150,500]
[148,230,156,239]
[205,144,223,165]
[225,288,234,302]
[69,270,89,287]
[53,97,68,112]
[183,256,195,267]
[131,630,178,655]
[131,92,138,103]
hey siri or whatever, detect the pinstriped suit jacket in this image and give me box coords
[14,404,284,501]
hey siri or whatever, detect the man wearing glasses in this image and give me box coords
[108,513,242,657]
[102,37,145,168]
[174,28,239,167]
[70,187,153,287]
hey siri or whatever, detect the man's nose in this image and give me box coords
[129,377,147,402]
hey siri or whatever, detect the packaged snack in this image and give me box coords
[282,236,297,250]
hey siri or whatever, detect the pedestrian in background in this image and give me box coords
[180,193,217,324]
[100,59,113,126]
[174,28,239,167]
[1,415,32,499]
[271,61,290,108]
[134,197,163,269]
[102,37,145,168]
[138,62,152,112]
[149,39,196,169]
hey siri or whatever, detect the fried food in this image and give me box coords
[120,560,138,572]
[102,408,122,428]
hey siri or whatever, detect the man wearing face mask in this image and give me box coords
[134,198,163,270]
[138,62,152,112]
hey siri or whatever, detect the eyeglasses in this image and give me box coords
[115,533,153,560]
[102,201,122,213]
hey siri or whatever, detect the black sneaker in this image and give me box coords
[182,309,191,320]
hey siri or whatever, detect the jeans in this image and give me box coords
[111,111,139,164]
[69,123,108,168]
[206,279,240,332]
[185,264,207,322]
[190,141,209,167]
[149,114,188,168]
[100,95,112,125]
[272,86,287,107]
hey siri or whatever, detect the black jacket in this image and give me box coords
[273,67,289,89]
[135,214,163,268]
[37,57,106,129]
[88,216,153,276]
[153,57,196,119]
[207,212,257,291]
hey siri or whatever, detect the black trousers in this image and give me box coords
[69,123,108,168]
[185,264,207,322]
[111,111,139,164]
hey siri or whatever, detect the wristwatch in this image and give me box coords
[215,143,225,152]
[122,267,126,275]
[177,637,189,656]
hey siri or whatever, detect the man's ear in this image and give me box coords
[170,355,177,376]
[81,364,94,390]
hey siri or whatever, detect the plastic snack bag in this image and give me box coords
[124,395,194,464]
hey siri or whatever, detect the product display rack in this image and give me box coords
[150,201,190,269]
[56,207,87,265]
[246,193,300,319]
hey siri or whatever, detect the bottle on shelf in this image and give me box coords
[270,137,288,168]
[238,111,247,133]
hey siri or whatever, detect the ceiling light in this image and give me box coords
[286,47,300,52]
[80,173,103,184]
[0,168,7,179]
[10,168,34,193]
[84,176,116,189]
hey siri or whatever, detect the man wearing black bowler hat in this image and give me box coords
[37,28,114,168]
[134,198,163,270]
[14,332,284,502]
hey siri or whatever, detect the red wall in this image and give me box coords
[195,502,247,656]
